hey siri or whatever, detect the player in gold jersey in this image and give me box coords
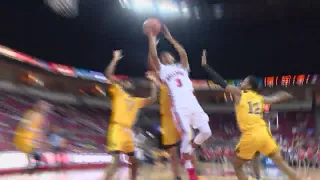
[201,50,300,180]
[13,100,51,168]
[159,84,182,180]
[103,50,157,180]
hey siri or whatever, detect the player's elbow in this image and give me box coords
[104,69,112,80]
[225,85,241,96]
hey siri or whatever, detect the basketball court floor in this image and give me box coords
[0,163,316,180]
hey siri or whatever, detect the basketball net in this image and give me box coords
[264,104,279,131]
[268,112,279,131]
[44,0,79,18]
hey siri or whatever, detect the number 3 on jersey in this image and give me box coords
[175,78,182,87]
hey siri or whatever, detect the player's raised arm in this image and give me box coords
[147,39,160,72]
[201,49,242,97]
[162,25,189,69]
[142,72,159,106]
[147,33,161,71]
[104,50,123,83]
[263,91,293,104]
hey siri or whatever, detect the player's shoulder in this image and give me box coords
[176,63,190,72]
[239,90,261,101]
[108,83,122,92]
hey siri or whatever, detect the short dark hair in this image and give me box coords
[160,51,175,60]
[247,75,259,91]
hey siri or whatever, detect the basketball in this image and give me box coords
[143,18,161,36]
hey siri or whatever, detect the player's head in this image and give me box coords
[160,51,175,64]
[119,80,135,91]
[35,100,52,112]
[240,75,259,92]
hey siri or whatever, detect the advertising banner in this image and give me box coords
[68,153,112,164]
[75,68,106,82]
[35,58,51,71]
[192,80,210,90]
[0,152,112,170]
[15,52,38,65]
[89,71,107,82]
[74,68,92,78]
[0,152,28,169]
[0,45,17,59]
[49,62,76,76]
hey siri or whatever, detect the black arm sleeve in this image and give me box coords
[202,64,228,89]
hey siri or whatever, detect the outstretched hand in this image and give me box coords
[145,71,159,84]
[113,50,123,61]
[201,49,207,66]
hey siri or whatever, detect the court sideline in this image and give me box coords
[0,163,316,180]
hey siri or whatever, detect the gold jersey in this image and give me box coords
[235,90,267,133]
[108,84,146,127]
[159,84,171,116]
[15,109,43,139]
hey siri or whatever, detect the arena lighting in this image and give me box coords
[119,0,130,8]
[132,0,154,11]
[182,7,188,13]
[127,0,189,17]
[159,2,179,13]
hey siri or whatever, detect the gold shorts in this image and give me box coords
[106,123,134,154]
[236,128,279,160]
[14,135,35,154]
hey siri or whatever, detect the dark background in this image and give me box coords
[0,0,319,80]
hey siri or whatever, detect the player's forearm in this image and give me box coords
[104,58,119,80]
[167,37,188,63]
[148,53,157,71]
[148,34,159,63]
[202,65,241,96]
[149,83,158,103]
[264,91,292,104]
[202,64,227,89]
[273,91,293,103]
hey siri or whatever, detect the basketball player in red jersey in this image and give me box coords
[147,25,212,180]
[148,54,182,180]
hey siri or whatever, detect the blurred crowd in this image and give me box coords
[0,89,319,167]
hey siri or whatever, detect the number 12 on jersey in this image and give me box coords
[248,101,262,114]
